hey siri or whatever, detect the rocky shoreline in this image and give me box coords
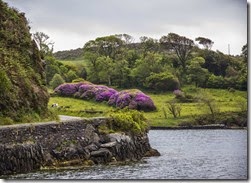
[0,118,160,176]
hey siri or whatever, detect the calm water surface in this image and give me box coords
[8,130,247,179]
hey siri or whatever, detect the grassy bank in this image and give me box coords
[49,86,247,127]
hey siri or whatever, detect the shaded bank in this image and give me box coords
[0,118,159,176]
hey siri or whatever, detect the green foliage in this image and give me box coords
[206,74,225,88]
[84,35,124,59]
[45,56,82,85]
[0,1,50,122]
[197,91,219,118]
[131,52,164,87]
[0,117,14,125]
[0,69,11,93]
[162,107,168,119]
[54,48,83,60]
[49,73,65,89]
[190,111,247,127]
[166,101,181,118]
[96,56,114,85]
[187,57,210,87]
[235,96,247,112]
[145,71,180,91]
[160,33,194,74]
[195,37,214,49]
[33,32,54,58]
[139,36,159,57]
[174,92,197,103]
[108,110,149,134]
[72,78,86,83]
[65,70,78,82]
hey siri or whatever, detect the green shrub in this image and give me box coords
[0,117,14,125]
[166,101,181,118]
[65,70,78,82]
[197,91,219,118]
[206,74,225,88]
[145,72,180,91]
[49,73,65,89]
[72,78,86,83]
[173,89,196,103]
[108,110,149,134]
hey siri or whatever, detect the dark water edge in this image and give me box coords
[150,125,247,130]
[5,129,247,180]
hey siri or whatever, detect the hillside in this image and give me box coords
[0,1,50,122]
[53,48,84,60]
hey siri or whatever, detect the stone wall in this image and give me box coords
[0,118,159,175]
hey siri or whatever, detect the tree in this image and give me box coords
[65,70,78,82]
[160,33,194,74]
[187,57,209,87]
[241,43,247,62]
[49,74,65,89]
[115,34,134,44]
[131,53,164,87]
[140,36,159,57]
[83,35,124,59]
[33,32,54,57]
[96,56,115,85]
[45,56,61,85]
[113,59,130,88]
[199,49,229,77]
[195,37,214,50]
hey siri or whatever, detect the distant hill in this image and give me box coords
[53,48,84,60]
[53,42,169,61]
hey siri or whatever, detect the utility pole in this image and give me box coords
[228,44,230,55]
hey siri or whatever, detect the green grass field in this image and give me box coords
[49,86,247,127]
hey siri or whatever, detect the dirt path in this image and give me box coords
[0,115,83,129]
[58,115,82,122]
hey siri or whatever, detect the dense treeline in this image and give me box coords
[53,48,83,60]
[47,33,247,91]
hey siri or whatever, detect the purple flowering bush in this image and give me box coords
[134,92,156,111]
[79,84,95,93]
[54,83,156,111]
[54,82,117,102]
[54,83,80,96]
[173,89,184,98]
[108,89,156,111]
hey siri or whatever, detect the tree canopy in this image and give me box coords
[160,33,194,73]
[195,37,214,50]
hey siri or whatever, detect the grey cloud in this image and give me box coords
[3,0,247,54]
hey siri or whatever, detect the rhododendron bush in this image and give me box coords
[54,82,156,111]
[108,89,156,111]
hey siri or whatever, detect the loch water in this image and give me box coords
[8,129,247,179]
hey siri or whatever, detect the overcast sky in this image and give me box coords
[3,0,247,55]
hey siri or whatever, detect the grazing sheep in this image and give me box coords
[51,103,59,108]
